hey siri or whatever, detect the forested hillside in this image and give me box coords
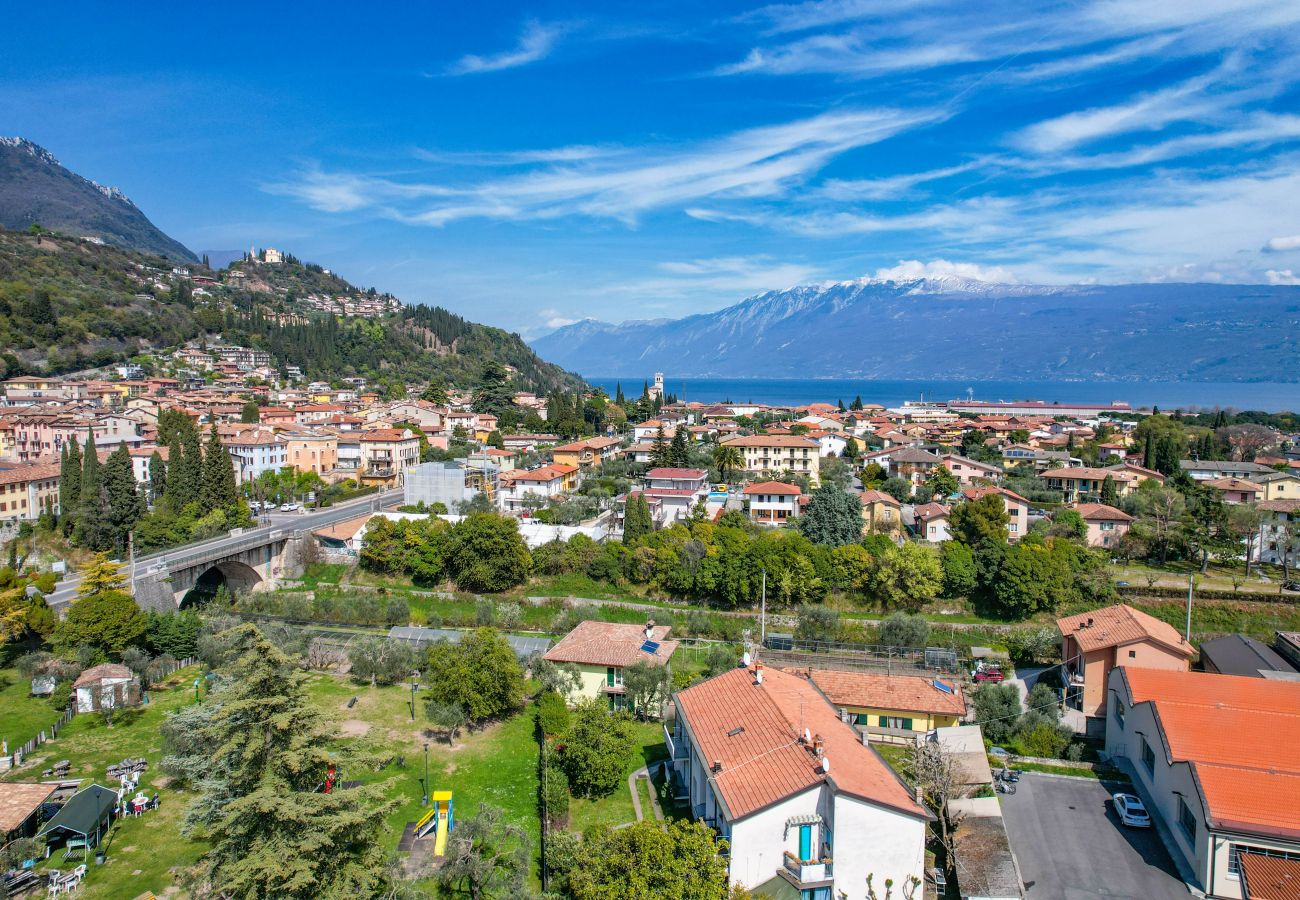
[0,226,582,392]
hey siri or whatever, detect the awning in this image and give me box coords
[783,813,823,837]
[37,784,117,841]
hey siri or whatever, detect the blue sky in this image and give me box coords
[3,1,1300,336]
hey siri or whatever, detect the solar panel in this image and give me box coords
[640,640,660,654]
[932,679,955,694]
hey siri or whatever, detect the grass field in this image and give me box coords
[0,667,63,751]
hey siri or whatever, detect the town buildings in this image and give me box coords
[720,434,821,484]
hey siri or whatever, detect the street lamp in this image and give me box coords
[422,743,430,807]
[409,678,419,721]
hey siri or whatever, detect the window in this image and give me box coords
[1178,798,1196,841]
[882,716,913,730]
[1141,739,1155,775]
[1008,522,1019,532]
[1228,846,1300,880]
[1128,650,1137,658]
[1113,698,1126,726]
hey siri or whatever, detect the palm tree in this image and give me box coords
[713,443,743,482]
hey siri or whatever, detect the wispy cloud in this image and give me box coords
[269,107,944,226]
[873,258,1020,283]
[446,21,565,76]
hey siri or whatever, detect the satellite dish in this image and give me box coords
[803,728,812,744]
[742,651,752,668]
[821,756,831,774]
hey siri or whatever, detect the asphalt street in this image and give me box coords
[1000,773,1190,900]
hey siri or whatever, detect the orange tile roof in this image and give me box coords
[743,481,802,496]
[0,782,57,832]
[312,513,374,542]
[802,670,966,717]
[513,463,579,482]
[0,462,61,485]
[1120,668,1300,839]
[674,666,926,822]
[544,620,676,667]
[1239,850,1300,900]
[723,434,818,448]
[1073,502,1133,522]
[1056,604,1193,656]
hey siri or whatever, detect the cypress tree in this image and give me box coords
[201,424,239,513]
[74,431,110,550]
[148,450,168,503]
[167,424,203,511]
[1143,432,1154,469]
[59,441,82,528]
[623,493,653,545]
[103,443,142,553]
[1100,475,1119,507]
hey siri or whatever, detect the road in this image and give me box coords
[49,488,404,608]
[1000,773,1189,900]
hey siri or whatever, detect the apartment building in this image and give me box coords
[720,435,820,484]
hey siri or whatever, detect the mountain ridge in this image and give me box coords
[532,275,1300,382]
[0,137,197,262]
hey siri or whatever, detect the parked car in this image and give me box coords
[1112,793,1151,828]
[973,664,1004,683]
[1115,580,1130,588]
[1283,580,1300,592]
[279,502,299,512]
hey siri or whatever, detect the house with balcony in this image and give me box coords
[1256,499,1300,565]
[939,453,1003,486]
[544,620,677,712]
[744,481,804,526]
[1042,466,1139,502]
[551,436,620,472]
[1105,668,1300,900]
[667,664,930,899]
[1056,603,1193,732]
[641,467,709,523]
[913,502,952,542]
[1202,476,1262,505]
[217,424,286,484]
[358,428,421,487]
[720,434,820,484]
[498,463,579,512]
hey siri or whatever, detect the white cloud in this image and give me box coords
[873,258,1020,283]
[1264,234,1300,252]
[1266,269,1300,285]
[447,21,565,75]
[272,107,943,226]
[538,307,579,329]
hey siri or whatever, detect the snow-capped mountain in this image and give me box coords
[531,276,1300,382]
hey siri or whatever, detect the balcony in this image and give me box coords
[782,851,833,885]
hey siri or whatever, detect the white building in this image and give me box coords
[668,665,930,899]
[639,467,708,523]
[219,426,287,484]
[1104,667,1300,900]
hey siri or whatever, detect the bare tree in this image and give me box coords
[305,638,345,671]
[1217,424,1276,461]
[906,740,964,868]
[1226,504,1268,576]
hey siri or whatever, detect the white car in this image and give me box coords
[279,502,299,512]
[1113,793,1151,828]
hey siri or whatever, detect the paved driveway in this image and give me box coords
[1000,774,1189,900]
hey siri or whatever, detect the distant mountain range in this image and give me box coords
[0,137,197,262]
[532,276,1300,382]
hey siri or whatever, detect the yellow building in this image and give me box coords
[859,489,903,535]
[543,620,677,712]
[721,434,820,484]
[800,669,967,740]
[284,432,339,478]
[551,436,620,472]
[1256,470,1300,501]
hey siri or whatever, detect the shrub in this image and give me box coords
[1017,721,1072,758]
[1006,627,1060,666]
[879,612,930,649]
[536,690,571,738]
[560,700,637,798]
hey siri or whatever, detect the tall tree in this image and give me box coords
[186,625,397,899]
[148,450,168,502]
[239,401,260,423]
[167,422,203,510]
[796,484,864,546]
[623,493,653,544]
[1099,474,1120,507]
[201,424,239,513]
[649,426,671,468]
[74,431,110,550]
[423,627,525,723]
[103,442,143,553]
[472,361,515,417]
[568,820,733,900]
[668,427,690,467]
[712,443,742,481]
[59,440,81,530]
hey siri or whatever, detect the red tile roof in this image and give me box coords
[644,467,707,480]
[1073,502,1133,522]
[0,462,61,486]
[0,782,57,833]
[1056,604,1193,656]
[1120,668,1300,839]
[674,666,926,821]
[723,435,818,448]
[802,670,966,717]
[1239,850,1300,900]
[744,481,802,496]
[512,463,578,483]
[544,620,676,668]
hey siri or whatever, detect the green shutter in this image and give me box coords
[902,718,913,731]
[607,667,615,687]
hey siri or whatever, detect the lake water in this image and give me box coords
[589,377,1300,413]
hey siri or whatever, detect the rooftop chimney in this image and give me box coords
[1086,617,1094,628]
[645,619,655,641]
[813,735,825,758]
[712,760,723,774]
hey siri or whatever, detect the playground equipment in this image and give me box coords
[412,791,454,856]
[323,764,338,794]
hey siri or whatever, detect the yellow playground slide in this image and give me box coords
[432,808,450,857]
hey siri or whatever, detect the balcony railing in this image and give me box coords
[783,851,833,884]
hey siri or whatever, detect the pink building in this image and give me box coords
[1073,502,1134,549]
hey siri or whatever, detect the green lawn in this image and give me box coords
[1110,559,1291,595]
[4,666,205,900]
[0,666,63,752]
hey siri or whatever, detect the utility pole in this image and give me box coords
[760,568,767,646]
[1185,573,1194,642]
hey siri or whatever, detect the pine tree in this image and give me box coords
[850,395,864,411]
[668,427,690,467]
[201,424,239,513]
[650,426,671,468]
[837,398,846,412]
[188,625,397,899]
[103,443,142,553]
